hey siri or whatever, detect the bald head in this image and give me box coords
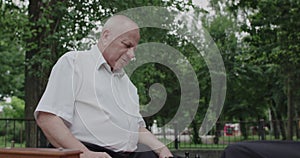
[103,15,139,36]
[100,15,139,44]
[98,15,140,52]
[97,15,140,71]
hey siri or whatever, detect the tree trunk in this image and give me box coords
[274,110,286,140]
[271,111,280,139]
[270,99,280,139]
[295,94,300,139]
[25,0,51,147]
[239,118,247,140]
[191,119,201,144]
[25,0,41,148]
[294,72,300,139]
[25,0,63,147]
[287,74,294,140]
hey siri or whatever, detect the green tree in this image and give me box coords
[230,0,300,140]
[0,0,26,100]
[197,0,283,141]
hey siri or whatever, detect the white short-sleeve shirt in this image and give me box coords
[34,45,145,152]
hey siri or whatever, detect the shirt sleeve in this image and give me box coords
[34,51,78,124]
[138,116,146,127]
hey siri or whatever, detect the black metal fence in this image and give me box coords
[156,119,300,149]
[0,118,38,148]
[0,118,299,149]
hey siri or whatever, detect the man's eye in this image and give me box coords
[122,42,131,48]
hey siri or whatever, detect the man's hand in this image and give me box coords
[81,150,112,158]
[157,146,173,158]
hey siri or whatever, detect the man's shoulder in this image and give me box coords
[61,50,78,59]
[56,46,99,69]
[60,49,93,61]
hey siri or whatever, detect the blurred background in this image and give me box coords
[0,1,299,157]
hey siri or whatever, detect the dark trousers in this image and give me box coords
[83,142,158,158]
[49,142,158,158]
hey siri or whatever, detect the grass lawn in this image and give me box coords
[0,136,26,148]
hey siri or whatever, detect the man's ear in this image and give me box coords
[101,29,111,46]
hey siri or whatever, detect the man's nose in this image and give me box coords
[127,48,135,60]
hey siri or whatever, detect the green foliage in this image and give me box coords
[0,96,25,143]
[0,1,26,99]
[241,0,300,68]
[225,0,300,140]
[1,97,25,118]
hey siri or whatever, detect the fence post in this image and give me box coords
[259,119,265,140]
[37,127,48,147]
[174,122,179,150]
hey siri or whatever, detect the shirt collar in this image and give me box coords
[91,45,125,77]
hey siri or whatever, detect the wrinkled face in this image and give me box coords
[102,29,140,71]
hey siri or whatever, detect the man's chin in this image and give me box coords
[112,63,127,72]
[112,66,122,72]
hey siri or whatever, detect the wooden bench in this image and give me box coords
[0,147,82,158]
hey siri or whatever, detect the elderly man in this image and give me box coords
[35,15,173,158]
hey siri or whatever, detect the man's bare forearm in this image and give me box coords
[36,112,89,153]
[36,112,112,158]
[138,127,173,158]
